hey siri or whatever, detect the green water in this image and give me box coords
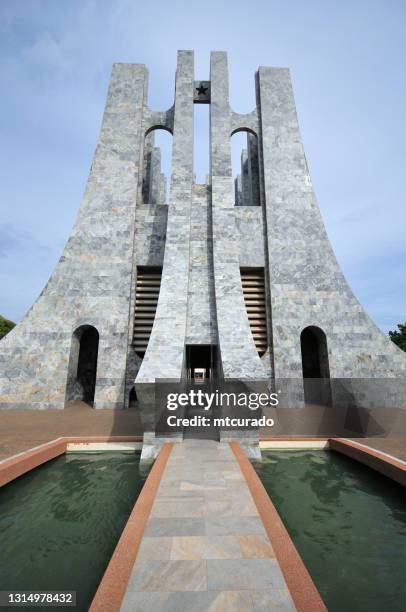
[252,450,406,612]
[0,453,148,611]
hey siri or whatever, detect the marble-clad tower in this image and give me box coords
[0,51,405,431]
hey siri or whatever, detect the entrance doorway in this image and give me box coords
[66,325,99,407]
[300,326,331,405]
[184,345,218,440]
[185,345,217,382]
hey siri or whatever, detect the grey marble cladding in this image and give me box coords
[256,66,406,389]
[0,63,149,409]
[0,50,405,419]
[186,185,216,345]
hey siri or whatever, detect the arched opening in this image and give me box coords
[66,325,99,407]
[300,326,331,406]
[231,130,260,206]
[128,386,138,408]
[142,128,173,204]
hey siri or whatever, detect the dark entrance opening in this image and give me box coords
[185,344,217,382]
[66,325,99,407]
[184,345,219,440]
[300,326,331,406]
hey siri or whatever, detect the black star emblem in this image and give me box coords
[196,82,208,96]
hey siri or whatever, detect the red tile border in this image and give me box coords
[0,438,67,487]
[230,442,326,612]
[260,436,329,441]
[330,438,406,487]
[89,443,173,612]
[65,436,143,443]
[1,436,172,610]
[3,435,402,610]
[0,436,143,487]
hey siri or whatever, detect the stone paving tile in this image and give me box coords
[205,590,254,611]
[145,517,206,537]
[202,477,229,487]
[120,591,169,612]
[121,590,253,612]
[203,461,240,471]
[204,488,255,504]
[205,516,266,536]
[170,536,243,560]
[151,500,204,518]
[250,589,296,611]
[160,475,185,485]
[137,537,172,561]
[207,559,286,591]
[121,441,296,611]
[170,470,206,481]
[180,480,227,492]
[157,488,205,501]
[182,451,228,460]
[202,498,257,518]
[157,484,182,496]
[127,560,207,592]
[221,481,252,492]
[221,470,245,481]
[180,475,228,486]
[237,535,275,559]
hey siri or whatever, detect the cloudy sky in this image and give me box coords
[0,0,405,333]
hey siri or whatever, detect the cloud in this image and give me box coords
[0,224,25,256]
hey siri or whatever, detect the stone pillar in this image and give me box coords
[136,51,194,438]
[241,149,251,206]
[210,51,267,384]
[235,174,243,206]
[0,63,148,410]
[248,133,260,207]
[210,53,265,455]
[257,67,406,409]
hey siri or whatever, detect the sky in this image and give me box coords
[0,0,405,333]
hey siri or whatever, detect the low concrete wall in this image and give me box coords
[330,438,406,487]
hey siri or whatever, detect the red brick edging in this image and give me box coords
[2,436,402,610]
[230,442,326,612]
[0,436,143,488]
[89,443,173,612]
[330,438,406,487]
[0,439,67,487]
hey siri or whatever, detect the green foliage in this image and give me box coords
[389,322,406,353]
[0,315,16,340]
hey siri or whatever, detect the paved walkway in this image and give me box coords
[120,440,295,611]
[1,403,405,463]
[0,401,142,461]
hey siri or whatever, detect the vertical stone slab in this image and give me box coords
[186,185,216,345]
[248,133,260,207]
[210,51,266,381]
[241,149,251,206]
[235,174,243,206]
[257,67,406,391]
[0,63,148,409]
[136,51,194,429]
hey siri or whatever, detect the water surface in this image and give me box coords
[0,453,148,611]
[252,450,406,611]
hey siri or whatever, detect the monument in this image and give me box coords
[0,51,405,451]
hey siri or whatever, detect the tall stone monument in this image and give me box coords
[0,51,405,447]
